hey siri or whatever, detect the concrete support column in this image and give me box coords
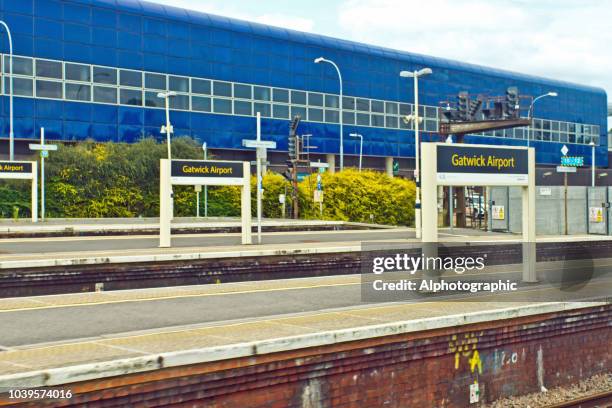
[326,154,336,174]
[385,157,393,177]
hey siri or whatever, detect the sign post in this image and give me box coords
[242,112,277,244]
[421,143,536,282]
[160,159,251,247]
[0,161,37,222]
[557,145,583,235]
[29,128,57,221]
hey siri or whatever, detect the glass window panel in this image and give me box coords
[417,106,425,117]
[170,94,189,110]
[145,91,164,107]
[343,97,355,110]
[399,103,412,116]
[273,88,289,103]
[308,92,323,107]
[192,96,211,112]
[36,60,62,79]
[343,111,355,125]
[254,102,271,117]
[145,73,166,90]
[234,100,252,115]
[65,63,90,82]
[291,90,306,105]
[386,116,398,128]
[542,131,551,141]
[213,81,232,97]
[568,123,576,133]
[551,132,560,142]
[4,77,33,96]
[213,98,232,113]
[356,113,369,126]
[559,133,568,143]
[425,106,437,119]
[234,84,252,99]
[575,133,583,144]
[65,83,91,101]
[308,108,323,122]
[371,114,384,127]
[593,135,600,145]
[593,126,600,136]
[254,86,271,101]
[36,80,62,98]
[325,110,339,123]
[551,121,560,132]
[560,122,568,132]
[169,76,189,93]
[399,117,411,129]
[273,104,289,119]
[371,100,384,113]
[120,89,142,106]
[495,129,503,137]
[325,94,339,109]
[515,128,524,139]
[93,66,117,85]
[94,86,117,104]
[568,133,576,143]
[291,106,307,120]
[120,70,142,87]
[385,102,398,115]
[425,120,437,132]
[4,56,33,76]
[192,79,211,95]
[543,120,551,130]
[356,98,369,112]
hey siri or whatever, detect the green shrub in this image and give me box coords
[298,169,415,226]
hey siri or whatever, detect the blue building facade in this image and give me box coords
[0,0,608,167]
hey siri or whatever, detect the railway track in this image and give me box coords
[543,390,612,408]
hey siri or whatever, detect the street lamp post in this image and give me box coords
[314,57,344,171]
[157,91,177,160]
[0,21,14,161]
[400,68,432,240]
[349,133,363,171]
[527,92,557,148]
[590,140,595,187]
[203,142,208,217]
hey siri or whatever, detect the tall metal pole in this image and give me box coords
[0,21,14,161]
[591,142,595,187]
[40,128,45,221]
[358,134,362,171]
[256,112,262,244]
[204,144,208,217]
[414,73,422,239]
[164,96,171,160]
[314,58,343,170]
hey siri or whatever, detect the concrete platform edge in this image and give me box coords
[0,300,607,389]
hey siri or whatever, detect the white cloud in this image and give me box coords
[337,0,612,95]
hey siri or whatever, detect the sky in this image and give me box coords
[148,0,611,127]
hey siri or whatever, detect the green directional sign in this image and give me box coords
[560,156,584,167]
[393,160,399,175]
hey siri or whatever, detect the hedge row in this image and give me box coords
[0,138,415,226]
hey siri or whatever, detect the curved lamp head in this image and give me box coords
[314,57,325,64]
[400,68,433,78]
[157,91,177,98]
[417,68,433,76]
[547,91,558,97]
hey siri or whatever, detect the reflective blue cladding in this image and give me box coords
[0,0,608,167]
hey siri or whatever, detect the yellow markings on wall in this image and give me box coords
[448,331,483,374]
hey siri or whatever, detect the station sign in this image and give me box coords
[436,145,528,186]
[560,156,584,167]
[170,160,244,185]
[0,161,34,179]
